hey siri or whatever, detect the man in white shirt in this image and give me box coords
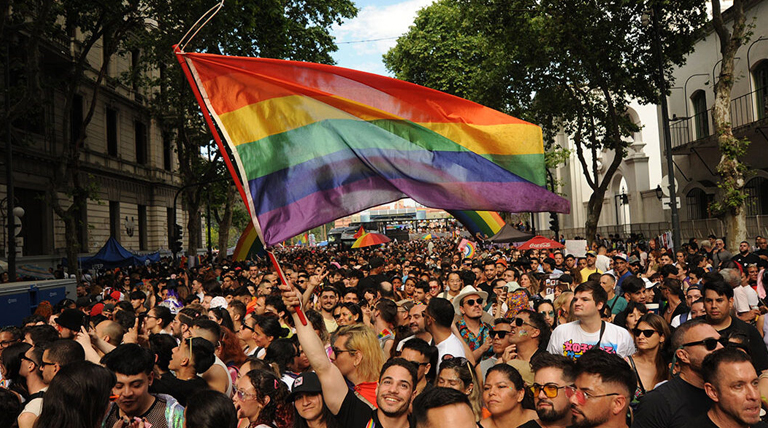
[426,298,466,366]
[547,281,635,360]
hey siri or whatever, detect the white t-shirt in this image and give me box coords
[547,321,635,359]
[733,286,751,314]
[596,255,611,273]
[436,334,466,368]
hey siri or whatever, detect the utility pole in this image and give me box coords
[650,4,681,250]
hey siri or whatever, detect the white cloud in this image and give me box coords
[333,0,435,56]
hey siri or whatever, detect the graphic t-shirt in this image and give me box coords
[547,320,635,360]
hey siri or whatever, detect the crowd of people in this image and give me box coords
[1,234,768,428]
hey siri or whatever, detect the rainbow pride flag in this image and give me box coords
[450,210,505,240]
[176,51,569,246]
[233,222,265,261]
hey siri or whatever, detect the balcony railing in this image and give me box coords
[670,87,768,149]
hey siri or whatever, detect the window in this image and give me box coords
[162,132,172,171]
[107,108,118,156]
[755,61,768,120]
[109,201,120,242]
[167,207,175,249]
[135,121,147,165]
[71,94,83,144]
[138,205,147,251]
[745,177,768,216]
[686,188,711,220]
[691,90,709,140]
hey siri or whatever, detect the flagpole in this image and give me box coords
[268,251,308,325]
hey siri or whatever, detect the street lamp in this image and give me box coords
[645,5,681,250]
[655,185,664,200]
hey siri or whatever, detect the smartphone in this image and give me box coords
[82,315,92,331]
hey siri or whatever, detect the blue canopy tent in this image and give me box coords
[64,237,161,270]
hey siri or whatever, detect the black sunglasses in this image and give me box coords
[464,298,484,307]
[491,330,508,339]
[512,317,535,328]
[682,337,726,351]
[632,328,657,338]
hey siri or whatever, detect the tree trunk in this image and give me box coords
[585,187,607,245]
[216,184,235,263]
[711,0,748,250]
[63,211,79,277]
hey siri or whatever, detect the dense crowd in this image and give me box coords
[2,234,768,428]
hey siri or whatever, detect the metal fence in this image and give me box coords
[669,88,766,149]
[559,215,768,241]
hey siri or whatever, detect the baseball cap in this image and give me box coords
[56,309,85,331]
[613,253,628,262]
[586,251,597,257]
[287,372,323,401]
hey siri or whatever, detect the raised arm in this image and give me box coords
[282,281,348,414]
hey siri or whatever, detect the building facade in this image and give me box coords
[1,29,192,267]
[539,1,768,243]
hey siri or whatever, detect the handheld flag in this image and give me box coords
[175,50,570,247]
[353,226,365,239]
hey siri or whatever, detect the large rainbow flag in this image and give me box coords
[176,51,570,246]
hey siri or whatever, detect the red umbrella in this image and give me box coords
[517,235,564,250]
[351,232,391,248]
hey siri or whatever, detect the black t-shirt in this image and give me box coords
[519,420,543,428]
[359,274,389,291]
[150,372,209,407]
[733,252,761,267]
[684,412,768,428]
[631,375,711,428]
[717,316,768,373]
[336,389,413,428]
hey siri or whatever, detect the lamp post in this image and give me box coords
[645,5,681,250]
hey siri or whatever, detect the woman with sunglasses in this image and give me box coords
[625,313,671,405]
[233,369,293,428]
[480,364,536,428]
[535,300,557,329]
[436,357,484,422]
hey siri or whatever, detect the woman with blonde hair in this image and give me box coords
[554,291,574,325]
[519,272,540,296]
[329,323,385,406]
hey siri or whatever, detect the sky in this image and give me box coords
[330,0,435,76]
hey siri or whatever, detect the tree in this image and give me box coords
[709,0,750,250]
[385,0,706,244]
[133,0,357,258]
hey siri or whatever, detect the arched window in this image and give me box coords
[745,177,768,216]
[691,90,709,140]
[755,61,768,120]
[686,188,711,220]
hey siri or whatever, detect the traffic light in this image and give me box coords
[549,212,559,233]
[171,223,183,254]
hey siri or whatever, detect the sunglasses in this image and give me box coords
[564,385,619,405]
[491,330,509,339]
[464,298,484,307]
[531,383,566,398]
[512,317,534,328]
[682,337,726,351]
[331,347,355,356]
[632,329,658,338]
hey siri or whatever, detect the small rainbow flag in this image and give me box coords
[422,234,432,240]
[450,210,505,240]
[233,222,265,261]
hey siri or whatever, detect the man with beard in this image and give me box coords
[684,348,767,428]
[396,303,433,352]
[632,319,723,428]
[319,286,340,334]
[567,349,634,428]
[702,280,768,373]
[282,282,416,428]
[519,353,575,428]
[733,241,761,269]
